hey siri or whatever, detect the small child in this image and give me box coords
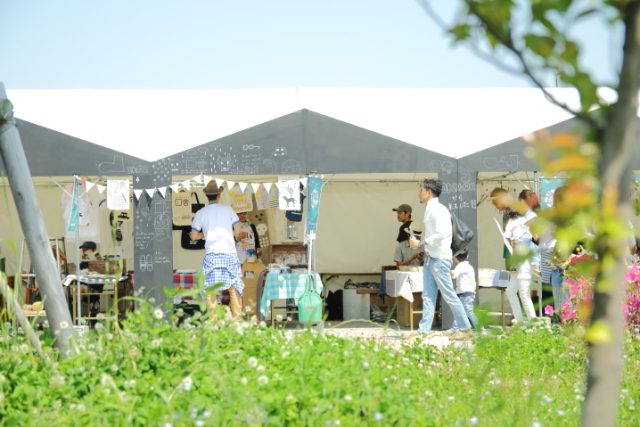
[450,250,482,331]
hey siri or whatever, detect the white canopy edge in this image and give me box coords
[6,87,619,162]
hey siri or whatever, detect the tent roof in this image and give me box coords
[6,87,611,162]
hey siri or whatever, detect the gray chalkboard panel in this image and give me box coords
[5,119,151,177]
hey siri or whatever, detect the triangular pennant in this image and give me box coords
[193,175,202,183]
[203,175,212,184]
[158,187,167,198]
[250,183,262,194]
[238,182,248,192]
[85,181,95,192]
[264,182,273,193]
[226,180,236,190]
[170,184,180,193]
[133,189,144,200]
[97,184,106,194]
[181,179,191,188]
[215,178,225,188]
[145,188,156,198]
[300,177,308,188]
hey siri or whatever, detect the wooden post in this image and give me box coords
[0,83,76,358]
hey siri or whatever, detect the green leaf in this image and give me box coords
[524,33,557,58]
[450,24,472,41]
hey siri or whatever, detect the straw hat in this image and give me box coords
[203,180,224,195]
[404,221,423,236]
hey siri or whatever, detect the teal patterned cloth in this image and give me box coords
[260,272,323,316]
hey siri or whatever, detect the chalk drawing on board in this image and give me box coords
[245,165,259,174]
[510,155,520,169]
[146,254,153,271]
[139,255,148,272]
[98,156,125,173]
[243,144,261,151]
[216,153,234,172]
[146,202,171,249]
[461,173,472,183]
[170,160,182,173]
[429,160,441,171]
[263,158,277,174]
[441,161,454,175]
[273,147,287,156]
[498,156,512,170]
[281,159,301,174]
[483,158,498,169]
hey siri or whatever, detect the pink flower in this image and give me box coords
[544,305,554,316]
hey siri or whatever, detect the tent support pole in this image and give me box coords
[0,82,76,358]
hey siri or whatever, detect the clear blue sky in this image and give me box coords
[0,0,620,90]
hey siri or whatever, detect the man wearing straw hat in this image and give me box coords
[190,180,247,320]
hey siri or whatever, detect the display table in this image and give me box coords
[65,274,130,323]
[388,271,424,299]
[260,271,323,323]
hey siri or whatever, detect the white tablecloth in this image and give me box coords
[386,271,423,301]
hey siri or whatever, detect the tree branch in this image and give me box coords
[462,0,601,130]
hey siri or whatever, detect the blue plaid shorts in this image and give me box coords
[201,252,244,297]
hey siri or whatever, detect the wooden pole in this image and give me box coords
[0,83,76,358]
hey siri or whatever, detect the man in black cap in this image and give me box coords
[79,241,101,270]
[190,180,247,320]
[392,203,413,245]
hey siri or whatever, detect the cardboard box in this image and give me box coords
[395,292,423,327]
[369,294,388,313]
[241,260,267,315]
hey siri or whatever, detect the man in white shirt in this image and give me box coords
[190,180,247,320]
[409,179,472,340]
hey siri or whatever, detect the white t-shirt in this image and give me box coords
[451,260,477,294]
[191,203,239,255]
[60,182,102,242]
[504,216,528,241]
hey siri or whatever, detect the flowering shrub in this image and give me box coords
[560,259,640,325]
[0,302,639,425]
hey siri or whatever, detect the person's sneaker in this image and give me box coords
[440,328,456,336]
[449,329,473,341]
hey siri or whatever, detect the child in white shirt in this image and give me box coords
[450,250,481,330]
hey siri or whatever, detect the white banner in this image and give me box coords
[107,179,130,210]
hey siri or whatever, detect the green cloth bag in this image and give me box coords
[297,275,323,323]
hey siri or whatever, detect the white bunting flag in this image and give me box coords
[300,177,308,188]
[181,179,191,189]
[193,175,202,183]
[158,186,167,198]
[250,183,262,194]
[215,178,225,188]
[85,181,95,192]
[145,188,156,198]
[238,182,248,192]
[97,184,106,194]
[133,189,143,200]
[170,184,180,193]
[203,175,212,184]
[226,180,236,190]
[263,182,273,193]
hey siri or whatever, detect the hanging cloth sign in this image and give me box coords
[276,180,301,211]
[540,179,566,209]
[107,179,130,210]
[306,177,323,231]
[172,192,192,226]
[67,179,79,232]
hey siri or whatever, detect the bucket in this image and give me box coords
[297,276,323,323]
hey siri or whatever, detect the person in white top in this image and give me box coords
[450,250,482,331]
[409,179,472,341]
[190,180,248,320]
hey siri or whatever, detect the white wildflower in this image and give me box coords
[59,321,69,329]
[344,394,353,402]
[257,375,268,386]
[153,309,163,319]
[256,365,265,373]
[240,377,248,385]
[151,339,162,348]
[49,375,65,389]
[247,357,258,368]
[373,412,383,421]
[180,376,192,391]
